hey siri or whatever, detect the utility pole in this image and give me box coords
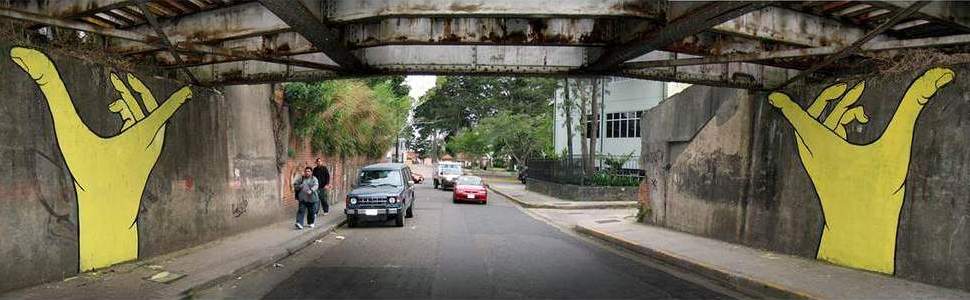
[589,76,600,175]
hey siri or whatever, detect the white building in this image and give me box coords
[553,77,688,170]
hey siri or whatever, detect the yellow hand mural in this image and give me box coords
[10,47,192,271]
[768,68,954,274]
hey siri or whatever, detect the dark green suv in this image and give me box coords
[345,163,416,227]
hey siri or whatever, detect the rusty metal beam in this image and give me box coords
[0,0,133,18]
[586,1,768,71]
[161,50,339,71]
[109,2,288,54]
[775,1,929,89]
[865,1,970,33]
[0,6,147,41]
[0,5,337,74]
[711,6,886,47]
[344,17,617,48]
[258,0,365,71]
[325,0,666,23]
[189,60,340,85]
[624,33,970,69]
[135,1,199,84]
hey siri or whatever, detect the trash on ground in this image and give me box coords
[273,263,284,268]
[146,271,185,284]
[335,235,345,240]
[147,264,164,270]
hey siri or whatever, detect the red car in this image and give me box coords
[452,176,488,204]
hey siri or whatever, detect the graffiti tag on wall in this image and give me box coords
[10,47,192,271]
[768,68,955,274]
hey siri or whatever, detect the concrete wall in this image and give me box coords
[639,66,970,290]
[0,45,287,292]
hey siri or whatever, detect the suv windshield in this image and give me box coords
[456,176,483,186]
[440,168,462,175]
[359,170,403,187]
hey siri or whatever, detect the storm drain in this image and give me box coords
[595,219,621,224]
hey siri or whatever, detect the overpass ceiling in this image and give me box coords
[1,0,969,89]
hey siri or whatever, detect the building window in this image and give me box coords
[605,111,642,138]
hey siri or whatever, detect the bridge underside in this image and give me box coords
[2,0,969,89]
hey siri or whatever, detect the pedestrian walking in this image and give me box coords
[293,167,319,229]
[313,158,331,215]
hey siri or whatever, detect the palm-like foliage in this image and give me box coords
[286,80,410,159]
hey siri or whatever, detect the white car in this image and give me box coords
[434,162,463,190]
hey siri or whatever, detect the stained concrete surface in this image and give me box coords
[0,44,287,292]
[639,66,970,290]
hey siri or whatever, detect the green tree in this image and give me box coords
[413,76,557,140]
[473,111,553,168]
[448,127,492,165]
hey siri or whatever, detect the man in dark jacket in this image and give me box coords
[313,158,331,215]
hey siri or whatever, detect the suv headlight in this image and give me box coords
[349,197,357,204]
[388,197,397,204]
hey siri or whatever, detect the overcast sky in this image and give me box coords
[405,75,437,100]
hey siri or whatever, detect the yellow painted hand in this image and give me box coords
[10,47,192,271]
[768,68,954,274]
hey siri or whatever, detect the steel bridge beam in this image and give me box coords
[586,1,767,71]
[259,0,365,71]
[324,0,665,22]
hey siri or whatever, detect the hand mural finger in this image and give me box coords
[834,106,868,139]
[110,73,146,121]
[807,83,848,119]
[769,92,844,153]
[108,99,136,130]
[132,86,192,138]
[125,74,158,112]
[823,81,865,130]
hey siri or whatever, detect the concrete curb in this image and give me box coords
[574,221,813,299]
[488,186,637,210]
[180,216,346,298]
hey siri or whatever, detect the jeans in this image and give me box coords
[317,191,330,213]
[296,201,318,225]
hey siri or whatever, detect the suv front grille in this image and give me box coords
[357,197,387,205]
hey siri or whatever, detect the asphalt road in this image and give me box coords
[198,182,735,299]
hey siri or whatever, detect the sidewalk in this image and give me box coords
[488,181,637,209]
[3,202,347,300]
[576,218,970,299]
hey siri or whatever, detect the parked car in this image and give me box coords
[345,163,416,227]
[452,175,488,204]
[434,161,463,190]
[411,172,424,184]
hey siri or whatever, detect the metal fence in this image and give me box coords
[526,157,643,186]
[527,158,588,185]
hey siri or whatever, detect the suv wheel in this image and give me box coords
[394,213,405,227]
[434,180,439,189]
[406,205,414,218]
[347,215,357,228]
